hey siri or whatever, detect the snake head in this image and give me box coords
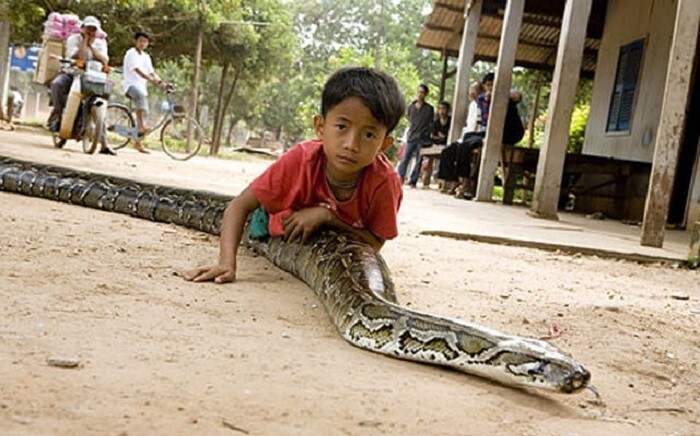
[499,338,590,394]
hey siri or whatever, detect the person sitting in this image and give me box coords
[438,82,483,194]
[431,100,451,145]
[455,72,524,199]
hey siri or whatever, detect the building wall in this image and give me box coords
[583,0,677,162]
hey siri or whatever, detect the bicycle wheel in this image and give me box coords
[82,106,102,154]
[160,116,204,160]
[105,103,134,150]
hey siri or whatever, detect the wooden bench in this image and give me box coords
[420,145,445,187]
[497,146,651,219]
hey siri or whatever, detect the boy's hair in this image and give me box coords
[418,83,429,94]
[321,67,406,134]
[482,72,495,84]
[134,30,150,41]
[438,100,451,110]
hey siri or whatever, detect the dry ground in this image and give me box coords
[0,130,698,435]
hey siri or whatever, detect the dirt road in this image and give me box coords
[1,130,698,435]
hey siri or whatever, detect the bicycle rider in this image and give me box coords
[122,30,169,154]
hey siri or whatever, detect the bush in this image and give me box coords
[531,102,590,154]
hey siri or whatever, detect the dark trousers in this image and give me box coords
[50,72,72,119]
[438,132,484,182]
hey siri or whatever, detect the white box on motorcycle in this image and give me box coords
[34,38,64,85]
[81,69,113,98]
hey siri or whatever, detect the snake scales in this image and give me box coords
[0,155,591,394]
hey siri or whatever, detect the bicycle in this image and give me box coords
[104,84,205,160]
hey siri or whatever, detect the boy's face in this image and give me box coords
[483,81,494,95]
[438,104,449,117]
[314,97,394,182]
[135,36,149,51]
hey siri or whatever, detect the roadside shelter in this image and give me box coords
[416,0,699,248]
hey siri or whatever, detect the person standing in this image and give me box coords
[122,30,168,154]
[397,84,434,188]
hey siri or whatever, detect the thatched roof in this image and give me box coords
[416,0,608,76]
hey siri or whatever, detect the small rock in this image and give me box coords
[12,415,33,425]
[671,293,690,301]
[46,357,81,368]
[359,420,382,427]
[222,419,249,434]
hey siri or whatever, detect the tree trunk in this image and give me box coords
[210,60,230,155]
[0,15,11,120]
[188,24,204,151]
[213,69,239,152]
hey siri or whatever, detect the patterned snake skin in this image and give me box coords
[0,155,591,394]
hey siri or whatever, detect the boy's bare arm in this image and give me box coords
[326,213,385,251]
[283,207,384,251]
[183,187,260,283]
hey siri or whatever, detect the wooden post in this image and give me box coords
[641,0,700,247]
[474,0,524,202]
[447,0,482,144]
[0,15,10,118]
[529,0,593,218]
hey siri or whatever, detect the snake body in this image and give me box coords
[0,155,590,393]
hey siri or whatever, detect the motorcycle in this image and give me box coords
[52,57,115,153]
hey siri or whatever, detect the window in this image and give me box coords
[606,39,645,133]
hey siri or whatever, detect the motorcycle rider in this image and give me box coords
[48,15,115,155]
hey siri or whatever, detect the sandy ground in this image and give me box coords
[0,130,699,435]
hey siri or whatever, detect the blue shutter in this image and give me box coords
[607,39,644,132]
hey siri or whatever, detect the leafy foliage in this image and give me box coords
[7,0,593,154]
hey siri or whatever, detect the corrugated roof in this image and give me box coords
[417,0,607,76]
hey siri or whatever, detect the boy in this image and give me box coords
[183,67,406,284]
[123,30,169,153]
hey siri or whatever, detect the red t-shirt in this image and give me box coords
[250,139,402,240]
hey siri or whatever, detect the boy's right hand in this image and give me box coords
[182,264,235,284]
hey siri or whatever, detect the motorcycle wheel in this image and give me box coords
[82,104,104,154]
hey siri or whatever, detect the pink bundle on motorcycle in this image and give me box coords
[63,14,81,38]
[42,13,81,40]
[42,12,63,39]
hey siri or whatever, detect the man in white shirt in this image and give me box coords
[123,30,167,153]
[48,16,108,134]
